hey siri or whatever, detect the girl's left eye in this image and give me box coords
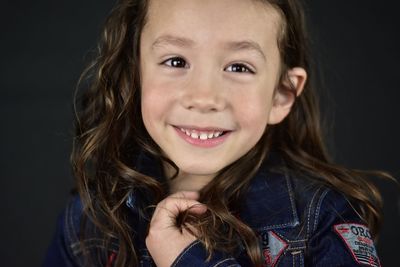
[225,63,255,74]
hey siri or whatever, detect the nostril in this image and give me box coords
[181,92,225,112]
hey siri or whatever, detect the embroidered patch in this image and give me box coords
[334,223,380,267]
[106,252,117,267]
[260,231,288,267]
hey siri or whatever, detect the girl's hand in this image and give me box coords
[145,191,207,267]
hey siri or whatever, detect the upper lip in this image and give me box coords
[173,125,232,132]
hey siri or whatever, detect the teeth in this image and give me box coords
[214,132,222,138]
[179,128,224,140]
[199,133,208,140]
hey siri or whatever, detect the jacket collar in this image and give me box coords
[125,151,165,217]
[238,163,299,231]
[126,151,299,231]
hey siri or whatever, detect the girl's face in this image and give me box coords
[140,0,291,184]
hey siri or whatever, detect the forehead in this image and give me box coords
[142,0,282,52]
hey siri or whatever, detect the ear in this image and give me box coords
[268,67,307,125]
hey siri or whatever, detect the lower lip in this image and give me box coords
[173,127,231,148]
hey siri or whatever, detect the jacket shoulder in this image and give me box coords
[289,173,367,235]
[44,194,117,266]
[289,174,380,266]
[43,194,84,267]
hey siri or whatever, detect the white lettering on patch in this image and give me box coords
[334,223,380,267]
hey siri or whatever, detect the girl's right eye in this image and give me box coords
[161,57,188,68]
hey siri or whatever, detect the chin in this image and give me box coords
[177,163,223,177]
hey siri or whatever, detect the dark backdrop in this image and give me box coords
[1,1,399,266]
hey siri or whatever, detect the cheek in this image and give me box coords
[141,78,178,133]
[234,88,273,125]
[141,82,164,127]
[245,106,270,137]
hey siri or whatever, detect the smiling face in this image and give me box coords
[140,0,297,188]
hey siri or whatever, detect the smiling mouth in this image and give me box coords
[177,127,229,140]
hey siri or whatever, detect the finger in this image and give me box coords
[169,191,200,200]
[185,203,208,215]
[151,198,207,227]
[158,197,206,218]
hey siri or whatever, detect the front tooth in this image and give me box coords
[199,133,208,140]
[208,132,214,139]
[190,132,199,139]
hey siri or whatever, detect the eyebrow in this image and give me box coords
[223,40,267,62]
[151,34,266,61]
[152,35,196,49]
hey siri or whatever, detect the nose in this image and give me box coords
[180,71,226,113]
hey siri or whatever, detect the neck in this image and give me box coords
[163,164,214,193]
[169,173,213,193]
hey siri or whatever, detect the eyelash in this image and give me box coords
[225,64,255,74]
[161,57,255,74]
[162,57,189,68]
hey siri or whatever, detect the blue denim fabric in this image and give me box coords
[43,154,380,267]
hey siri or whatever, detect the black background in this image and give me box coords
[1,1,399,266]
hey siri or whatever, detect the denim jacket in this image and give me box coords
[43,154,381,267]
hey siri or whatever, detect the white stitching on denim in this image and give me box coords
[212,258,236,267]
[284,172,299,224]
[70,238,118,254]
[287,239,307,242]
[292,252,295,267]
[70,238,105,248]
[70,243,119,253]
[256,221,299,231]
[306,188,321,239]
[291,250,303,267]
[300,250,304,267]
[171,240,200,267]
[292,250,306,267]
[65,198,72,243]
[312,189,329,233]
[67,198,84,256]
[65,198,78,257]
[287,246,306,251]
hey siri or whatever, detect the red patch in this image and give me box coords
[334,223,380,267]
[106,252,117,267]
[262,231,288,267]
[337,226,350,234]
[263,248,273,266]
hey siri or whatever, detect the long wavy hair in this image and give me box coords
[72,0,391,266]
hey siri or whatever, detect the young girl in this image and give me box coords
[44,0,387,266]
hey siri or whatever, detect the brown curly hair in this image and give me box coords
[71,0,391,266]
